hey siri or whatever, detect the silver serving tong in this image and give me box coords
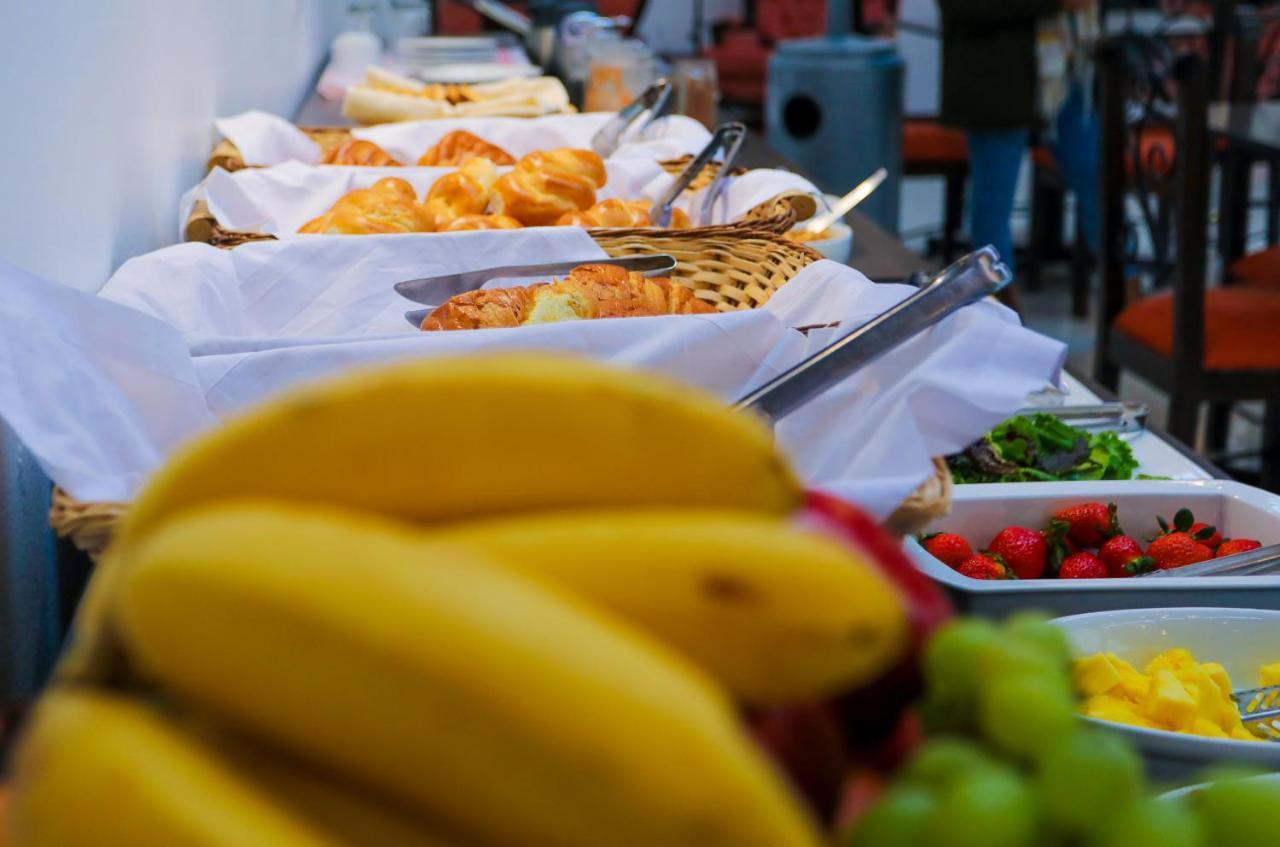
[590,79,674,157]
[734,246,1013,422]
[1011,401,1150,433]
[398,253,678,327]
[650,122,747,228]
[1233,685,1280,741]
[1139,542,1280,579]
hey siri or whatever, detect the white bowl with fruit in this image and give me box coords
[906,479,1280,617]
[1053,607,1280,781]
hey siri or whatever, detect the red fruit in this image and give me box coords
[803,491,953,747]
[747,701,848,821]
[987,526,1048,579]
[1052,502,1121,548]
[1216,538,1262,558]
[1147,532,1214,570]
[834,768,886,836]
[1058,551,1109,579]
[957,554,1009,580]
[1098,535,1154,577]
[920,532,974,569]
[1190,522,1223,549]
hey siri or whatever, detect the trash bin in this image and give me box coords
[766,35,905,234]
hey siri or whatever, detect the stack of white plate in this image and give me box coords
[393,36,501,66]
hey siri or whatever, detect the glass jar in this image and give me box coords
[673,57,719,129]
[584,39,658,112]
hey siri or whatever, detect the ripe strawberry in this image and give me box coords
[1098,535,1154,578]
[987,526,1048,579]
[1154,508,1218,547]
[920,532,974,570]
[1052,502,1121,548]
[1147,532,1214,570]
[1216,538,1262,558]
[1058,551,1108,579]
[1189,522,1223,550]
[956,554,1009,580]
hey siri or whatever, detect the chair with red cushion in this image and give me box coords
[1095,47,1280,489]
[903,118,968,262]
[1228,246,1280,288]
[704,0,827,106]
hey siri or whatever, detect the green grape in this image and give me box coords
[1036,730,1143,837]
[1089,797,1203,847]
[899,738,994,790]
[1194,774,1280,846]
[979,672,1077,761]
[1002,611,1073,671]
[847,785,937,847]
[979,639,1072,694]
[926,765,1037,847]
[922,619,999,726]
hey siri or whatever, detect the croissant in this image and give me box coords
[417,130,515,167]
[490,148,607,226]
[298,177,429,235]
[421,157,501,230]
[321,139,402,167]
[440,214,524,232]
[555,199,693,229]
[420,263,715,331]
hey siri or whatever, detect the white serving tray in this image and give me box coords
[1053,607,1280,784]
[905,480,1280,617]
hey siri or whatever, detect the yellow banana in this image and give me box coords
[113,502,823,847]
[119,353,800,546]
[9,690,336,847]
[442,508,908,705]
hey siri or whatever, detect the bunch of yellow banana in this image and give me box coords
[12,354,909,846]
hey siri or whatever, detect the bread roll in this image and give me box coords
[555,199,692,229]
[440,214,524,232]
[420,263,715,330]
[421,157,500,230]
[321,139,402,167]
[490,148,607,226]
[417,130,515,166]
[298,177,429,235]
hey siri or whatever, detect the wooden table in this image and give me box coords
[294,93,934,283]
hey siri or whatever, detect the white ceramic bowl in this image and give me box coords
[905,479,1280,617]
[798,221,853,263]
[1052,607,1280,783]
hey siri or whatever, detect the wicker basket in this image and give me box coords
[183,191,817,250]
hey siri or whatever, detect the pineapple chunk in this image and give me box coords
[1260,662,1280,687]
[1201,662,1236,700]
[1075,653,1124,696]
[1145,648,1194,675]
[1083,695,1153,728]
[1191,717,1228,739]
[1144,669,1198,731]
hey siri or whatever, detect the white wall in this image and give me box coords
[0,1,345,291]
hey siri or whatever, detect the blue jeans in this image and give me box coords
[964,87,1101,269]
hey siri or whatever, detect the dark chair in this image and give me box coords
[1095,45,1280,490]
[902,118,968,263]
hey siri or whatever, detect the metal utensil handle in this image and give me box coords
[590,79,673,157]
[733,247,1013,423]
[698,123,746,226]
[1011,402,1150,432]
[807,167,889,234]
[458,0,532,36]
[1139,542,1280,578]
[650,122,746,228]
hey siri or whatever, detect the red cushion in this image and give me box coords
[705,30,769,103]
[903,120,968,164]
[1228,246,1280,290]
[1112,287,1280,370]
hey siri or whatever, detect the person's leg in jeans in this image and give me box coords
[965,127,1030,270]
[1049,85,1101,254]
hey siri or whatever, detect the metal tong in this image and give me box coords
[650,122,747,228]
[1011,401,1150,433]
[396,253,678,327]
[590,79,674,158]
[1139,542,1280,579]
[734,246,1014,422]
[1232,685,1280,741]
